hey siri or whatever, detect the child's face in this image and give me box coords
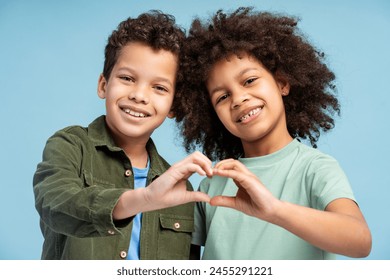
[98,42,177,144]
[206,54,291,153]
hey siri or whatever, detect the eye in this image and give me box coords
[216,93,229,104]
[244,77,258,86]
[154,85,169,93]
[119,75,134,82]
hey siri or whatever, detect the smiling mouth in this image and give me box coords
[238,106,263,122]
[121,108,150,118]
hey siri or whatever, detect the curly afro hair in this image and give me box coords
[173,7,340,161]
[103,10,185,81]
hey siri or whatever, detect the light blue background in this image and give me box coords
[0,0,389,260]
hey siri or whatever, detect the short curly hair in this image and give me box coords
[103,10,185,80]
[174,7,340,161]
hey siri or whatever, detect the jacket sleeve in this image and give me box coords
[33,130,129,238]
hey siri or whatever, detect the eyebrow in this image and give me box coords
[209,86,225,97]
[153,77,174,88]
[117,67,174,88]
[236,67,259,79]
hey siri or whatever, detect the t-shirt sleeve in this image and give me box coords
[306,154,356,210]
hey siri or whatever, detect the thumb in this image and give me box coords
[187,191,211,203]
[210,195,236,209]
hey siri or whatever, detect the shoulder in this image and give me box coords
[48,124,89,146]
[296,143,354,204]
[295,141,340,169]
[37,124,93,168]
[289,141,349,190]
[48,116,105,146]
[57,124,88,137]
[42,121,99,158]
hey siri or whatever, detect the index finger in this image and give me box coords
[213,158,235,170]
[213,168,251,189]
[214,159,250,174]
[186,151,213,177]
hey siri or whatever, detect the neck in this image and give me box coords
[113,135,150,168]
[104,120,151,168]
[124,144,149,168]
[242,131,293,158]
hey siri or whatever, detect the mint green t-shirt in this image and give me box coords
[192,139,355,260]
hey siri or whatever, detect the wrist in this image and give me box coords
[264,199,286,225]
[113,188,151,220]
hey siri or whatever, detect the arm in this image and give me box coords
[211,159,372,258]
[273,198,371,258]
[33,131,128,238]
[112,151,212,220]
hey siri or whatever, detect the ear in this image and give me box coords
[167,110,175,119]
[97,74,107,99]
[280,82,290,96]
[275,73,290,96]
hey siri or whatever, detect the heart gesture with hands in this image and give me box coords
[211,159,282,222]
[209,158,372,258]
[144,151,213,210]
[113,151,213,220]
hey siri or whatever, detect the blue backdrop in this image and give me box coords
[0,0,389,259]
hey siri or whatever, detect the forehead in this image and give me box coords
[208,54,264,80]
[115,42,178,75]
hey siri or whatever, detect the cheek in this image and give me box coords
[155,95,174,113]
[215,108,233,128]
[214,107,223,119]
[104,85,122,101]
[272,95,286,113]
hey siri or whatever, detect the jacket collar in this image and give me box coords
[88,115,119,151]
[87,115,168,175]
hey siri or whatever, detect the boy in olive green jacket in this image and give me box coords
[33,11,212,260]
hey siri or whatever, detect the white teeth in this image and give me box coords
[122,108,148,118]
[240,108,261,121]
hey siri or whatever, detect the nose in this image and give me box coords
[231,91,250,109]
[128,85,150,104]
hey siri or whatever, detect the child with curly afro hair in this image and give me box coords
[174,7,371,259]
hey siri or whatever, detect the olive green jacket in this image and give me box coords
[33,116,194,259]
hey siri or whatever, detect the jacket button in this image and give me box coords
[120,250,127,259]
[124,169,132,177]
[174,222,181,229]
[108,229,115,235]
